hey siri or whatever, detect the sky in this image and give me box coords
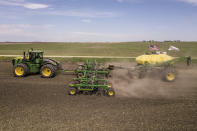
[0,0,197,42]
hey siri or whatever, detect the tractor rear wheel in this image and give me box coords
[13,64,29,77]
[107,88,115,97]
[40,64,55,78]
[68,87,77,95]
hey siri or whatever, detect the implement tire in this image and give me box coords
[107,88,115,97]
[13,64,29,77]
[40,64,56,78]
[162,68,176,82]
[68,87,77,96]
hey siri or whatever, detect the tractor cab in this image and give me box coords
[27,49,43,64]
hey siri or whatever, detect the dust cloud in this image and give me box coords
[109,64,197,99]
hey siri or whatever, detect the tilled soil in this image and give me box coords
[0,61,197,131]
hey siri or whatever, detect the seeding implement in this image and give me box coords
[114,53,191,82]
[135,53,191,82]
[67,54,191,97]
[12,49,62,78]
[68,78,115,96]
[67,60,115,96]
[75,60,114,78]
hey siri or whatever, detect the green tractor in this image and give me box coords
[12,49,62,78]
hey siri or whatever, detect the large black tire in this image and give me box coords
[138,70,146,79]
[40,64,56,78]
[162,68,176,82]
[57,63,63,70]
[13,64,29,77]
[68,87,77,95]
[138,66,147,79]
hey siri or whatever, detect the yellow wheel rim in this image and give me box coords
[108,91,114,96]
[42,67,51,77]
[166,73,175,81]
[15,67,24,76]
[70,89,76,95]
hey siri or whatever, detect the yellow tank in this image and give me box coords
[136,54,174,65]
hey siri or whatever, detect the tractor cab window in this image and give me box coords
[39,53,43,58]
[29,52,43,61]
[29,52,35,61]
[35,52,43,59]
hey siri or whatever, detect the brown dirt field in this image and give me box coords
[0,61,197,131]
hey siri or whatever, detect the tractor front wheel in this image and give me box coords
[13,64,29,77]
[40,64,55,78]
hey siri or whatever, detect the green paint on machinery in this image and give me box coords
[67,60,115,96]
[75,60,114,78]
[12,48,62,78]
[68,78,115,96]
